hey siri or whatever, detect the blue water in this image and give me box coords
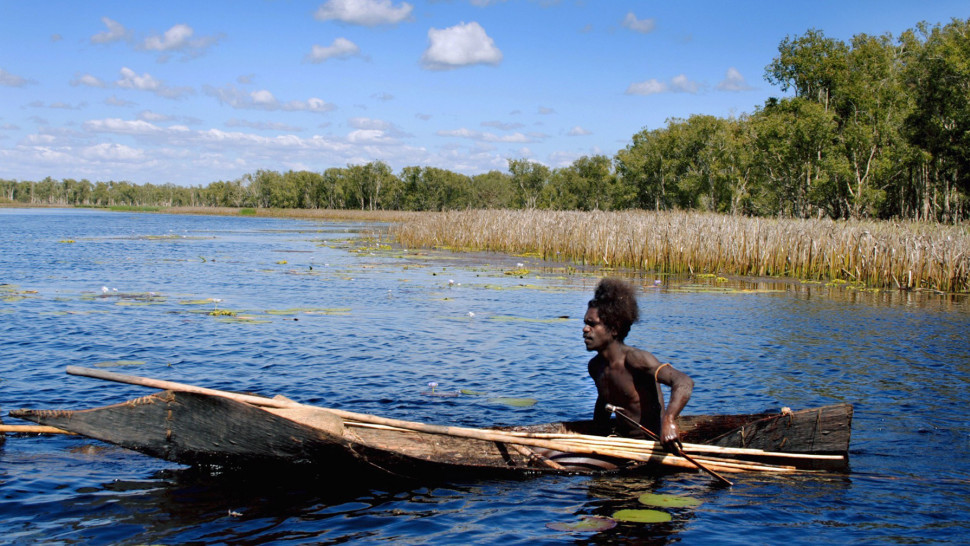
[1,208,969,544]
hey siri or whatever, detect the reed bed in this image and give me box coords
[393,210,970,292]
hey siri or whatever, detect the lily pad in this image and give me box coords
[546,515,617,532]
[488,397,537,408]
[459,389,486,396]
[638,493,703,508]
[611,509,672,523]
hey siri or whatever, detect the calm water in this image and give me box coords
[1,208,969,545]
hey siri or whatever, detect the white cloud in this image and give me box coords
[567,126,591,136]
[71,73,106,88]
[306,38,361,62]
[115,67,193,99]
[625,78,667,95]
[421,21,502,70]
[315,0,413,26]
[143,24,193,51]
[0,68,31,87]
[91,17,129,44]
[437,127,532,143]
[204,84,335,113]
[82,142,146,162]
[83,118,165,136]
[670,74,699,93]
[626,74,700,95]
[226,119,304,132]
[621,12,656,34]
[482,120,524,131]
[142,24,222,59]
[718,67,754,91]
[138,110,175,122]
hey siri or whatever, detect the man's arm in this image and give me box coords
[592,395,612,435]
[656,364,693,449]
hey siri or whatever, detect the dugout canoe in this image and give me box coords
[10,385,852,479]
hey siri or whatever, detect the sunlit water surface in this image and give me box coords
[1,208,968,544]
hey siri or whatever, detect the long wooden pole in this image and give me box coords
[606,403,734,486]
[0,424,74,435]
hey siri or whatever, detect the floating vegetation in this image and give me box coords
[93,360,147,368]
[217,315,271,324]
[504,268,530,277]
[208,309,236,317]
[611,509,672,523]
[545,516,617,532]
[487,397,537,408]
[637,493,702,508]
[1,285,40,302]
[58,239,75,243]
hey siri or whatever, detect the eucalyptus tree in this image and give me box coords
[508,158,550,209]
[901,19,970,221]
[469,170,514,209]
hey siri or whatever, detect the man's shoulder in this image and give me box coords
[622,345,661,369]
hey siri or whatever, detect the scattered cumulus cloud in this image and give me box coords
[306,38,361,62]
[0,68,32,87]
[670,74,699,93]
[226,119,305,132]
[116,67,194,99]
[718,67,754,91]
[567,126,591,136]
[625,74,701,95]
[71,73,107,88]
[105,95,136,107]
[141,24,222,60]
[481,120,524,131]
[204,84,335,113]
[422,22,502,70]
[91,17,130,44]
[315,0,413,26]
[621,12,656,34]
[436,127,534,143]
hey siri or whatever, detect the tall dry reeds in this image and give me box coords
[393,210,970,292]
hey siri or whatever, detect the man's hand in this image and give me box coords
[660,416,681,452]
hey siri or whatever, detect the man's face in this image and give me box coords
[583,307,615,352]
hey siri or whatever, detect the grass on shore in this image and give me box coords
[392,209,970,293]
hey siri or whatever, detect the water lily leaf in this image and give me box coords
[638,493,702,508]
[420,391,460,397]
[488,397,537,408]
[460,389,486,396]
[611,509,672,523]
[179,299,216,305]
[545,516,617,532]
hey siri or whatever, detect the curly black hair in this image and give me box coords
[588,278,639,342]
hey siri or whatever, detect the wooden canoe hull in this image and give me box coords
[12,392,852,478]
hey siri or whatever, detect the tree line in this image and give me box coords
[2,19,967,222]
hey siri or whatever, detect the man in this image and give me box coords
[584,278,693,451]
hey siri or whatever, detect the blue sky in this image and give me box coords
[0,1,966,186]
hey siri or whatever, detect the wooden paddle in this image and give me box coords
[606,403,734,486]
